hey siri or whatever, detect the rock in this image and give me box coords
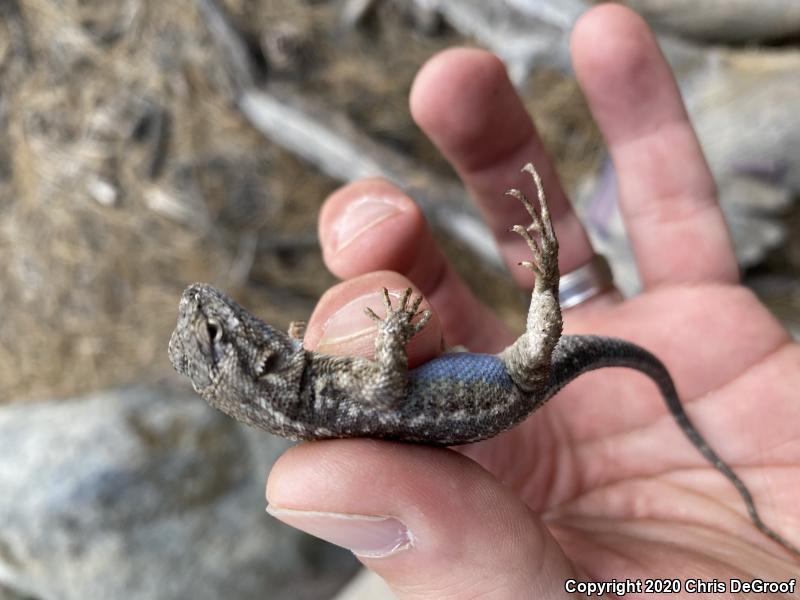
[0,385,357,600]
[684,50,800,196]
[619,0,800,43]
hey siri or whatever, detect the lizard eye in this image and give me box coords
[206,318,223,343]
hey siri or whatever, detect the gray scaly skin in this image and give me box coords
[169,164,799,556]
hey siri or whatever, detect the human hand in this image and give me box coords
[266,5,800,597]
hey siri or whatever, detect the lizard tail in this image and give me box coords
[547,334,800,558]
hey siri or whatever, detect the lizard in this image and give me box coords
[168,163,798,556]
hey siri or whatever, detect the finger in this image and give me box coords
[267,440,575,598]
[319,178,514,352]
[410,48,595,287]
[301,271,442,366]
[572,5,738,288]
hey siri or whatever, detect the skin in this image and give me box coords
[266,5,800,597]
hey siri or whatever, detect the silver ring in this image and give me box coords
[559,254,615,309]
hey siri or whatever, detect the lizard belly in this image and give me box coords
[396,353,529,445]
[305,353,531,445]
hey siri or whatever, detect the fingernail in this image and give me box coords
[267,505,414,558]
[332,195,406,252]
[316,292,385,355]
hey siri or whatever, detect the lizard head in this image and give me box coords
[168,283,303,417]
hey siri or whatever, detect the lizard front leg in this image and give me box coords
[359,288,431,406]
[500,164,563,393]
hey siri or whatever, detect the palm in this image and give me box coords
[465,282,800,569]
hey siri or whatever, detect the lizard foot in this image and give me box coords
[506,163,559,289]
[287,320,306,341]
[365,287,431,343]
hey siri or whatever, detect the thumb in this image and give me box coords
[266,440,576,598]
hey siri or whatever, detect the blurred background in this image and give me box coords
[1,1,798,598]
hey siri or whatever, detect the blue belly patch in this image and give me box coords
[408,353,513,389]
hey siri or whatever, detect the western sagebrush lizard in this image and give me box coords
[168,164,798,555]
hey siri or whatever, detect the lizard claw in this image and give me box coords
[398,287,412,312]
[507,163,559,287]
[381,287,393,313]
[409,292,424,314]
[364,307,382,322]
[413,309,432,333]
[366,288,431,341]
